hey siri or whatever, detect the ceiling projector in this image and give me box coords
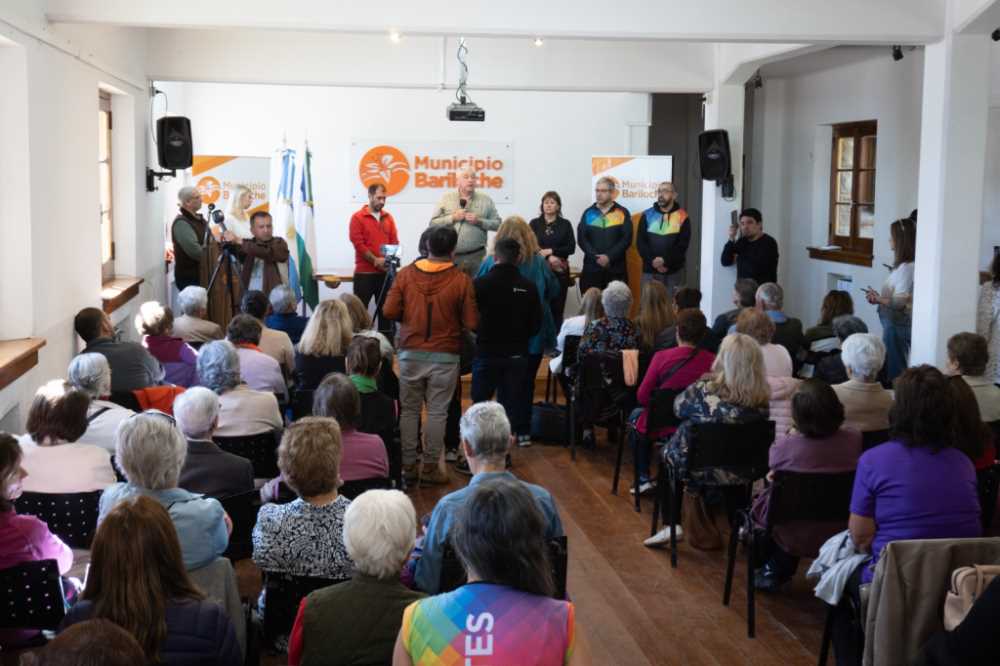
[447,99,485,122]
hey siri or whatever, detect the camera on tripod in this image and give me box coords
[381,244,402,271]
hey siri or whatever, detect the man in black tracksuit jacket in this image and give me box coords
[472,237,542,441]
[636,181,691,295]
[577,176,633,293]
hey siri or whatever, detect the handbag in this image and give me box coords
[531,402,568,444]
[680,489,723,551]
[943,564,1000,630]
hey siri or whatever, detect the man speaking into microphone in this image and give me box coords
[429,168,501,275]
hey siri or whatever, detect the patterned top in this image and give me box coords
[663,378,769,486]
[977,281,1000,384]
[578,317,640,357]
[401,583,575,665]
[252,497,354,578]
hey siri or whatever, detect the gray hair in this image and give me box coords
[343,489,417,579]
[176,286,209,316]
[595,175,616,192]
[196,340,242,393]
[841,333,886,382]
[67,353,111,399]
[833,314,869,341]
[177,186,200,205]
[459,401,511,462]
[114,413,187,490]
[756,282,783,310]
[269,285,297,315]
[173,387,219,439]
[601,281,632,318]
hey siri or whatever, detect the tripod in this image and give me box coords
[206,236,242,319]
[372,259,399,338]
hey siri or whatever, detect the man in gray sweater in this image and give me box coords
[429,168,501,275]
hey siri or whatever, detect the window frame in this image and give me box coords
[99,91,115,282]
[825,119,877,261]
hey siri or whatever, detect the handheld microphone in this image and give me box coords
[211,208,226,230]
[459,198,467,209]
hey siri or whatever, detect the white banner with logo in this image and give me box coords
[350,140,513,203]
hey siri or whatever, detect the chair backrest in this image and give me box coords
[767,470,856,526]
[562,335,582,372]
[861,429,890,451]
[290,388,314,421]
[575,352,631,422]
[439,536,569,600]
[219,489,262,561]
[646,388,683,433]
[261,571,347,642]
[14,490,102,549]
[339,477,393,500]
[0,559,66,630]
[213,429,282,478]
[976,462,1000,528]
[686,420,776,482]
[188,340,205,351]
[107,390,142,412]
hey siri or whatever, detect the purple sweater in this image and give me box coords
[145,335,199,387]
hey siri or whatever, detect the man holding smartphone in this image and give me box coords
[720,207,779,285]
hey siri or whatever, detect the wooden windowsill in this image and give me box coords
[0,337,46,392]
[101,275,144,314]
[806,247,874,268]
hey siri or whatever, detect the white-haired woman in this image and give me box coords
[295,300,354,390]
[266,285,309,346]
[833,333,894,433]
[577,280,639,356]
[287,490,424,666]
[196,340,282,437]
[99,412,230,570]
[224,184,254,240]
[69,353,135,454]
[172,286,224,343]
[135,301,199,387]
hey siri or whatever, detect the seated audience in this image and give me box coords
[635,280,674,352]
[813,315,869,384]
[172,285,224,343]
[833,365,981,664]
[197,340,282,437]
[549,286,603,374]
[631,309,716,493]
[348,336,400,482]
[313,374,389,482]
[948,376,997,471]
[265,284,309,345]
[100,412,229,570]
[24,619,146,666]
[288,490,425,666]
[18,380,116,493]
[413,402,563,593]
[946,332,1000,423]
[175,387,254,499]
[62,496,241,666]
[74,307,163,392]
[756,282,807,369]
[241,290,295,375]
[977,250,1000,385]
[752,379,862,591]
[341,291,394,360]
[0,433,73,649]
[833,333,894,433]
[253,418,354,581]
[68,353,134,454]
[135,301,199,387]
[657,287,719,352]
[226,314,287,399]
[736,308,799,436]
[395,477,576,666]
[295,299,353,390]
[578,280,639,356]
[711,278,758,342]
[804,290,854,346]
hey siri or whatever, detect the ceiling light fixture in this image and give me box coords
[534,37,544,47]
[389,30,402,43]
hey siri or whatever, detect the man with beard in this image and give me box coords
[636,181,691,295]
[350,183,400,333]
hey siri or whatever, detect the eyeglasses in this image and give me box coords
[129,409,177,427]
[594,188,612,194]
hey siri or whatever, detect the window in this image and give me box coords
[99,91,114,281]
[827,120,876,261]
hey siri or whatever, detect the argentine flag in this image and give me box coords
[292,141,319,309]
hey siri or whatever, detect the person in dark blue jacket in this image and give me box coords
[60,496,241,666]
[636,181,691,297]
[577,176,632,293]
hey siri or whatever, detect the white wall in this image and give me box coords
[154,81,650,301]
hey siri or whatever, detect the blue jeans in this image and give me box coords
[879,306,911,383]
[472,355,530,435]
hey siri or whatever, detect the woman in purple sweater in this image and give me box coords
[136,301,199,387]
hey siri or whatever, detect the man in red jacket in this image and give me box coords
[349,183,399,334]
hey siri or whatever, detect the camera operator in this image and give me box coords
[350,183,399,335]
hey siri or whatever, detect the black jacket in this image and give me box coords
[577,202,633,274]
[636,202,691,274]
[529,216,576,259]
[473,263,542,357]
[179,439,255,499]
[720,233,779,285]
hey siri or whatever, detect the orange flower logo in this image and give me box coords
[359,145,410,196]
[196,176,222,205]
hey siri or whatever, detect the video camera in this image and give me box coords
[381,244,402,270]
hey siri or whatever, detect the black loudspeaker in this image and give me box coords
[156,116,193,169]
[698,129,731,182]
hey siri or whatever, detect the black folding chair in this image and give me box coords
[339,477,393,500]
[213,429,282,478]
[570,351,632,470]
[290,388,314,421]
[556,335,582,406]
[107,390,142,412]
[619,388,683,512]
[14,490,102,549]
[650,419,775,570]
[219,489,261,562]
[725,470,855,639]
[260,571,347,647]
[976,462,1000,529]
[0,559,65,632]
[439,536,569,600]
[860,429,890,451]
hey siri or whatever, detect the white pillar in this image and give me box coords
[699,83,744,321]
[911,31,991,366]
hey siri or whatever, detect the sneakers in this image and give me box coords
[517,434,532,448]
[581,430,596,449]
[630,479,657,496]
[643,525,685,548]
[444,449,459,463]
[754,562,793,592]
[402,464,419,482]
[454,458,473,476]
[419,463,450,485]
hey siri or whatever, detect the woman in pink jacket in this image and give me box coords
[736,309,799,437]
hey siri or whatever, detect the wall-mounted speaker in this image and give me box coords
[698,129,731,182]
[156,116,193,169]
